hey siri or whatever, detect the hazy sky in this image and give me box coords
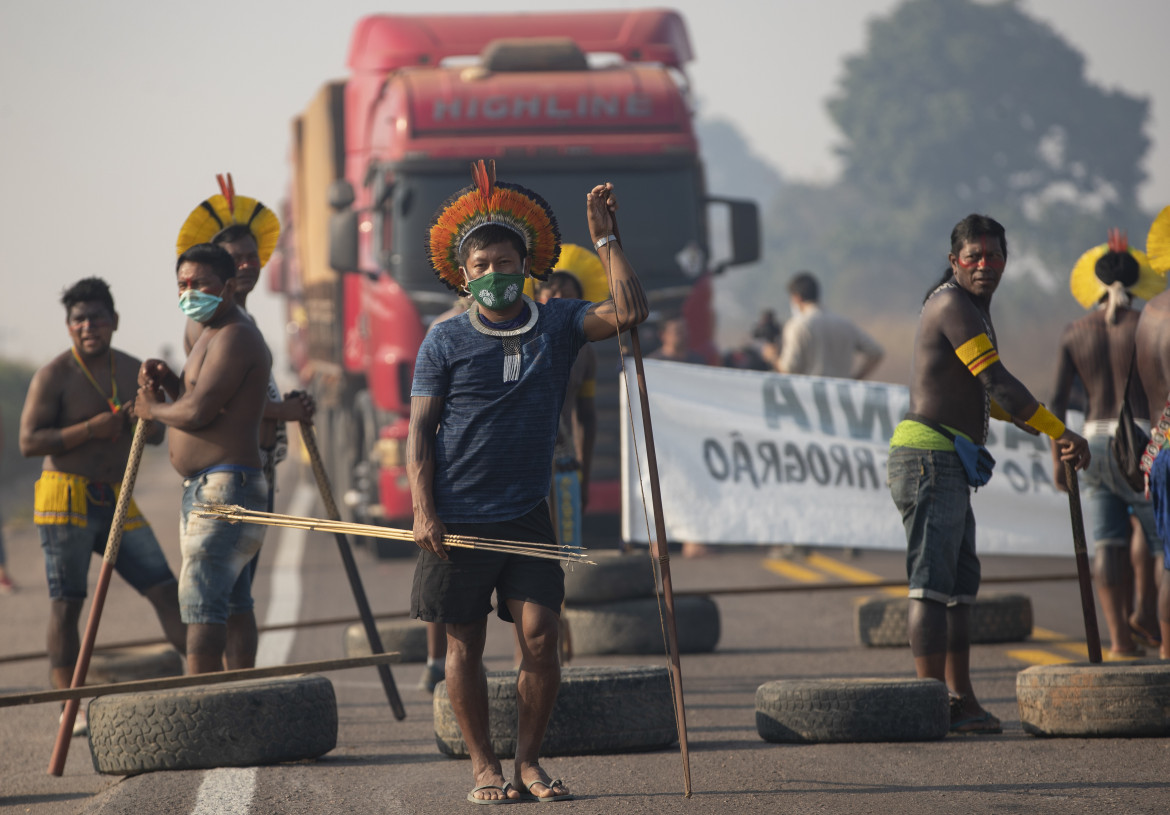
[1,0,1167,369]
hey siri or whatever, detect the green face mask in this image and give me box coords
[467,272,525,310]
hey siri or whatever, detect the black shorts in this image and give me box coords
[411,502,565,624]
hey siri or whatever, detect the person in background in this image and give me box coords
[778,271,883,379]
[1050,229,1164,657]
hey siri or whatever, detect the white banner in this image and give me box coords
[621,360,1078,557]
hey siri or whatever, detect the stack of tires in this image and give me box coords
[562,551,720,656]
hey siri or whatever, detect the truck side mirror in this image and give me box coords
[329,179,359,272]
[706,197,760,274]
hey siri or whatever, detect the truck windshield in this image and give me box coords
[385,161,705,313]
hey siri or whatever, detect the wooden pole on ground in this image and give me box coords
[1064,462,1103,663]
[2,653,400,708]
[48,420,149,776]
[299,422,407,720]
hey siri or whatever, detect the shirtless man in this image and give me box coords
[1052,232,1164,657]
[20,278,185,731]
[1135,281,1170,660]
[887,214,1089,734]
[135,243,272,674]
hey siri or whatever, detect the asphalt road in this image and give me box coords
[2,444,1168,814]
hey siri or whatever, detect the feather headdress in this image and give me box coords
[428,160,560,292]
[1148,205,1170,275]
[175,173,281,266]
[1069,227,1163,313]
[524,243,610,304]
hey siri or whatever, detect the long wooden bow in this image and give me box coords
[596,202,692,798]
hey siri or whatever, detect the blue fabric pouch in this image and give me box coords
[905,412,996,488]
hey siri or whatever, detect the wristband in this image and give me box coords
[595,234,618,249]
[1025,404,1066,440]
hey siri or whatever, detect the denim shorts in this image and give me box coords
[411,502,565,625]
[1082,434,1161,556]
[179,467,268,625]
[888,446,980,605]
[38,484,176,600]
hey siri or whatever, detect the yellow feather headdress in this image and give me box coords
[1148,205,1170,275]
[524,243,610,303]
[428,160,560,292]
[1069,228,1163,309]
[175,173,281,267]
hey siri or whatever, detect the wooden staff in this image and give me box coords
[299,421,407,720]
[48,419,149,776]
[3,653,399,708]
[1064,462,1103,663]
[598,201,692,797]
[626,325,692,797]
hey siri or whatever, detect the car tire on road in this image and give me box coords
[87,645,184,684]
[87,675,338,775]
[1017,662,1170,737]
[563,595,720,655]
[756,677,950,743]
[563,551,656,604]
[343,619,427,662]
[855,592,1033,647]
[433,666,677,758]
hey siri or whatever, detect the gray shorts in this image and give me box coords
[888,446,980,605]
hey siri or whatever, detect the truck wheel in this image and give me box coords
[563,595,719,655]
[755,678,950,743]
[1017,662,1170,737]
[87,675,337,775]
[563,551,656,604]
[433,666,676,758]
[87,645,184,684]
[343,619,427,662]
[855,593,1033,647]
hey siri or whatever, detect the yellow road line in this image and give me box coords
[761,558,826,583]
[1006,649,1074,666]
[802,553,906,597]
[1030,626,1076,643]
[804,553,883,583]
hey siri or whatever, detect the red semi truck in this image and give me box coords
[269,10,759,552]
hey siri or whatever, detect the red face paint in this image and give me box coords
[955,236,1005,272]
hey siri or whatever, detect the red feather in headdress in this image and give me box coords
[1108,228,1128,254]
[216,173,236,217]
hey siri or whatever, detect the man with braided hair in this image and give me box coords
[408,164,647,803]
[1051,230,1165,657]
[887,214,1089,735]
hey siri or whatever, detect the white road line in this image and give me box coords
[190,481,315,815]
[190,766,257,815]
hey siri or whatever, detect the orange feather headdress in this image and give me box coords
[175,173,281,267]
[427,160,560,292]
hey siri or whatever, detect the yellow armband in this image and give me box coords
[989,399,1012,421]
[579,379,596,398]
[1025,404,1066,439]
[955,333,999,376]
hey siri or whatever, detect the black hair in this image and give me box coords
[923,213,1008,303]
[211,224,256,246]
[541,271,584,299]
[61,277,115,316]
[787,272,819,303]
[1095,251,1140,288]
[177,243,237,282]
[457,224,528,265]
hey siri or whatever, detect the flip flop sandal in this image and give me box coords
[523,779,574,802]
[467,782,522,805]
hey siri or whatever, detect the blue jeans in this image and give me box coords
[1082,434,1161,556]
[38,484,176,600]
[888,446,980,605]
[179,467,267,625]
